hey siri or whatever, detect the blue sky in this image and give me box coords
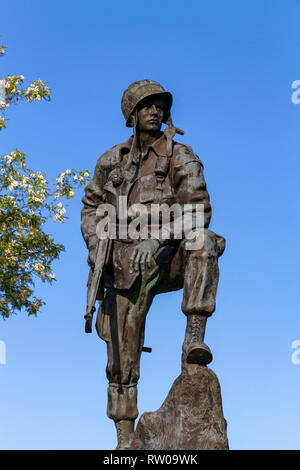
[0,0,299,450]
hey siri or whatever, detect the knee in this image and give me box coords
[187,229,225,259]
[187,229,219,259]
[215,233,226,257]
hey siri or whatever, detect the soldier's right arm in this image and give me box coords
[81,150,113,266]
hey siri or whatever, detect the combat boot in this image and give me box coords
[115,419,135,450]
[185,314,213,365]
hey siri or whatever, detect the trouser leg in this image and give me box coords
[104,289,141,421]
[180,229,225,364]
[181,229,221,317]
[98,260,160,423]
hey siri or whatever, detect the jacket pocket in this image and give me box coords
[139,174,156,203]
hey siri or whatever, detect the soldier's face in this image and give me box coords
[137,96,165,133]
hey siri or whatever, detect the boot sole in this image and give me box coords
[186,345,213,365]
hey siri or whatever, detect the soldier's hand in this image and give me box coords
[130,239,160,274]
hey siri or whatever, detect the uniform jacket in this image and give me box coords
[81,132,212,290]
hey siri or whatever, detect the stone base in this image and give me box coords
[130,364,229,450]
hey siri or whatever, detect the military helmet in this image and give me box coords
[121,79,173,127]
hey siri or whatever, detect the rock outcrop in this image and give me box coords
[130,364,229,450]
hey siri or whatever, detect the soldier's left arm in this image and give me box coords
[81,151,112,266]
[170,143,212,229]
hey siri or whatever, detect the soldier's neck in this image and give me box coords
[138,130,162,154]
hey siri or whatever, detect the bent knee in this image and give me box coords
[186,229,225,258]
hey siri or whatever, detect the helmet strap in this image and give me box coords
[125,109,140,170]
[164,114,184,157]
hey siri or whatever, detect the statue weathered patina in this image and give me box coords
[81,80,226,449]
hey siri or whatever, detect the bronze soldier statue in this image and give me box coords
[81,80,225,449]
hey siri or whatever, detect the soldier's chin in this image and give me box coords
[146,122,161,132]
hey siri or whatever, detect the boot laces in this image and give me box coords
[191,315,202,342]
[116,421,125,449]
